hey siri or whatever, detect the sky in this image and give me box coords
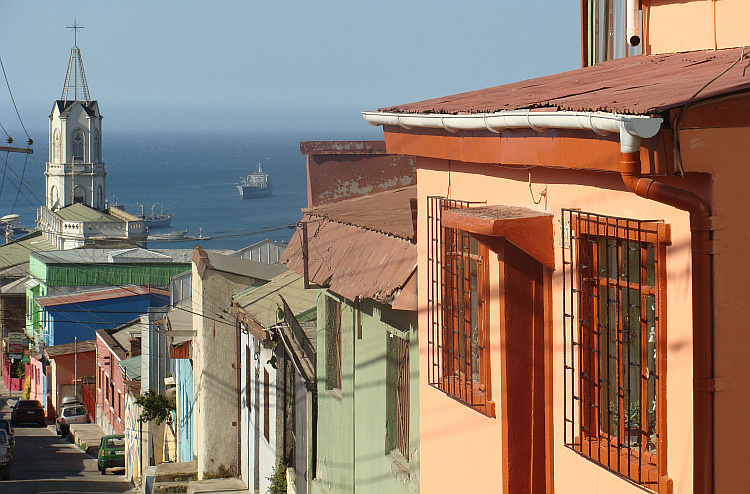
[0,1,581,137]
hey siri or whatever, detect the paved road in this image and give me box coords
[0,391,137,493]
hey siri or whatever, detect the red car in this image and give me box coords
[10,400,46,427]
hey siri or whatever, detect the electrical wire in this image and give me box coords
[0,53,30,140]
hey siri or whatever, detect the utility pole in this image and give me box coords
[74,337,78,395]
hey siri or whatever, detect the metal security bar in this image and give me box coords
[562,209,667,492]
[396,336,410,460]
[427,196,490,413]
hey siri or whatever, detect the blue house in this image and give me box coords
[35,285,170,347]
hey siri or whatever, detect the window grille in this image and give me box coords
[562,209,669,492]
[325,295,342,390]
[427,196,492,415]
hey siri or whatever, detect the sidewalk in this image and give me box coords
[0,376,21,418]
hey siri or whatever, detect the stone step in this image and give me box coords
[154,460,198,483]
[152,481,190,494]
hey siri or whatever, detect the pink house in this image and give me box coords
[96,320,140,435]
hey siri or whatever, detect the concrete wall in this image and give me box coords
[670,126,750,493]
[313,292,419,494]
[415,160,695,493]
[645,0,750,54]
[300,141,416,208]
[192,266,254,478]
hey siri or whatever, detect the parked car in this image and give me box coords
[10,399,46,427]
[0,429,11,480]
[97,434,125,474]
[0,420,14,450]
[60,395,81,407]
[55,404,88,436]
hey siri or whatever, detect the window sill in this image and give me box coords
[386,449,411,483]
[435,376,495,418]
[572,437,672,494]
[325,388,342,404]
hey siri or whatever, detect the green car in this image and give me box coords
[97,434,125,474]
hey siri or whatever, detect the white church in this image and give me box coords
[36,40,146,249]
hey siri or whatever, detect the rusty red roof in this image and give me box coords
[282,187,417,303]
[36,285,169,308]
[303,186,416,241]
[380,47,750,116]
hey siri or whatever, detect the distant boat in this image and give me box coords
[136,203,173,229]
[148,230,187,240]
[109,197,174,230]
[237,163,273,199]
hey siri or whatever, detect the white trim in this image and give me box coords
[361,110,663,153]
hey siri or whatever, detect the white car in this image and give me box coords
[56,404,89,436]
[0,429,11,480]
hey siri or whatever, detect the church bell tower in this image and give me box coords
[46,22,106,212]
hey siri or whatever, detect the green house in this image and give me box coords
[25,247,190,342]
[282,186,420,494]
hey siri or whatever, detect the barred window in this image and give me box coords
[427,197,493,416]
[325,295,342,391]
[563,209,670,492]
[386,333,410,460]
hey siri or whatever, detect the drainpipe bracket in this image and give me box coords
[709,216,727,231]
[691,239,724,255]
[694,377,728,393]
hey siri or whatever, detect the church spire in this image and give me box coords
[61,20,91,102]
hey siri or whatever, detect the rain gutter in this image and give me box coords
[364,108,714,493]
[361,110,661,153]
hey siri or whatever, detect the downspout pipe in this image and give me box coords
[620,150,714,494]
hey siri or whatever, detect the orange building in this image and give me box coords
[362,2,750,493]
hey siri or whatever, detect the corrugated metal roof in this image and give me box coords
[44,339,96,358]
[380,47,750,116]
[32,248,192,265]
[193,246,288,281]
[0,231,56,269]
[36,284,169,307]
[118,355,142,381]
[303,186,416,241]
[282,215,416,303]
[233,270,317,329]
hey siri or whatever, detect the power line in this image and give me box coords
[0,52,30,140]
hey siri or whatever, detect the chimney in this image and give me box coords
[129,338,141,358]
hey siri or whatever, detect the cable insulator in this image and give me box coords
[27,139,33,146]
[6,137,12,144]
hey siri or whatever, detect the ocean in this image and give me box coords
[0,129,373,252]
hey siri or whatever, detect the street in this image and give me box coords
[1,389,136,493]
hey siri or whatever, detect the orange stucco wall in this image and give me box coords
[416,160,695,493]
[645,0,750,54]
[676,126,750,492]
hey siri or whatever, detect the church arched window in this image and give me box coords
[97,185,103,209]
[73,185,86,204]
[53,129,61,162]
[72,130,84,162]
[49,185,59,209]
[94,130,100,161]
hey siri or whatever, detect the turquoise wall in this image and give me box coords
[314,291,419,494]
[174,359,194,463]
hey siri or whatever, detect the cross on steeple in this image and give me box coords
[61,21,91,102]
[67,19,84,47]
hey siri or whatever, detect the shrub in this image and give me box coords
[23,375,31,399]
[267,463,287,494]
